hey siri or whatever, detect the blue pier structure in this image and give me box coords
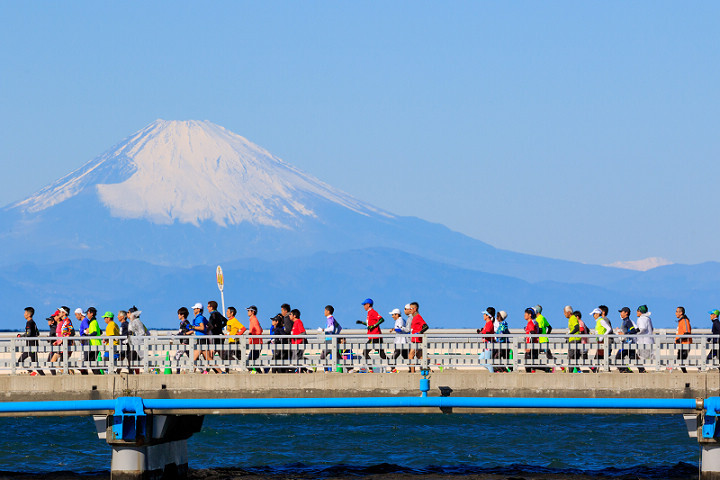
[0,371,719,480]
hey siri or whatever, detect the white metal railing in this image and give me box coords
[6,333,720,375]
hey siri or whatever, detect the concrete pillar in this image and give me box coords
[702,445,720,480]
[95,413,204,480]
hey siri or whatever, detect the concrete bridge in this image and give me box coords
[4,331,720,479]
[1,370,717,414]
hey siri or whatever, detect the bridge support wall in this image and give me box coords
[96,413,204,480]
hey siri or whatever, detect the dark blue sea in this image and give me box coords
[0,414,698,479]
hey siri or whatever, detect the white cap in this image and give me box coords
[74,308,84,315]
[389,308,401,315]
[498,310,508,320]
[589,308,602,316]
[404,304,412,310]
[192,302,203,310]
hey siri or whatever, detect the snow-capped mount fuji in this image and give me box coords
[1,119,454,267]
[0,119,633,287]
[11,120,389,228]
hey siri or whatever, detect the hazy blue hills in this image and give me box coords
[0,247,713,330]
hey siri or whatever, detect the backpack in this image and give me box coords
[209,311,227,335]
[496,321,510,343]
[332,318,343,335]
[579,320,590,334]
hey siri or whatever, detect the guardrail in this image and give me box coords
[5,332,720,375]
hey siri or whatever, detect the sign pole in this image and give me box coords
[216,266,225,314]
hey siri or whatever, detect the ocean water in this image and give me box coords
[0,414,698,479]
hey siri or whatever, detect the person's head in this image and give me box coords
[207,301,218,312]
[524,307,536,320]
[86,307,97,319]
[710,309,720,320]
[590,308,602,319]
[74,308,85,321]
[24,307,34,319]
[325,305,334,316]
[361,299,373,311]
[498,311,508,322]
[482,310,493,322]
[404,304,412,316]
[598,305,609,317]
[676,306,685,319]
[389,308,401,319]
[410,302,419,314]
[177,307,189,320]
[564,306,573,318]
[533,305,543,315]
[192,302,203,315]
[46,316,55,326]
[271,313,283,326]
[290,308,301,319]
[485,307,496,318]
[118,310,128,322]
[281,303,291,315]
[227,306,237,318]
[573,310,582,320]
[637,305,648,317]
[59,307,70,319]
[102,311,114,324]
[618,307,631,319]
[247,305,258,317]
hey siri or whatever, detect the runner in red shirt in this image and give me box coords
[408,302,428,373]
[289,309,307,371]
[524,307,539,372]
[357,298,387,364]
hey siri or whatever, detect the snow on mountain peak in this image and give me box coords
[10,120,390,228]
[605,257,674,271]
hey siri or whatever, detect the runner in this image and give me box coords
[614,306,638,372]
[225,307,246,368]
[357,298,387,368]
[635,305,654,373]
[246,306,263,368]
[16,307,40,376]
[289,309,307,371]
[534,305,553,370]
[408,302,428,373]
[674,306,692,373]
[190,303,211,372]
[389,308,409,371]
[524,308,539,372]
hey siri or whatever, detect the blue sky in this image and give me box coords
[2,2,719,265]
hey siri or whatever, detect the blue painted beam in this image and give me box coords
[0,400,116,413]
[0,397,699,415]
[143,397,698,411]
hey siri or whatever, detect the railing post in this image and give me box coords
[10,337,17,375]
[604,335,611,372]
[63,338,69,375]
[331,335,338,372]
[239,335,247,372]
[421,334,429,371]
[513,336,522,372]
[142,337,148,374]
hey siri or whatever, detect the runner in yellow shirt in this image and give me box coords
[225,307,247,368]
